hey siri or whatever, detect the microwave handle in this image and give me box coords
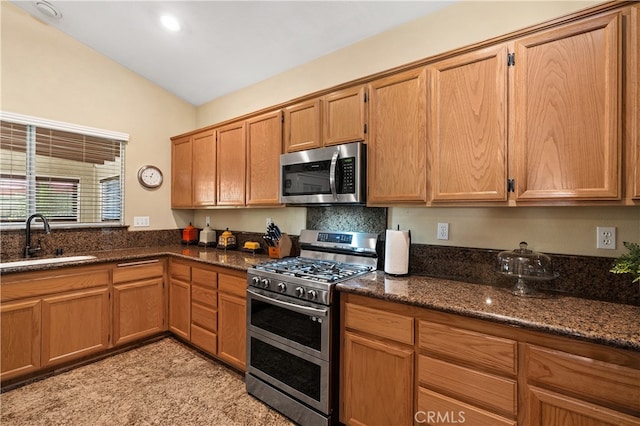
[329,149,339,200]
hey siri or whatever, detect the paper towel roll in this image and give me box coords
[384,229,410,275]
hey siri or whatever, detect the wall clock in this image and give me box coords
[137,165,163,188]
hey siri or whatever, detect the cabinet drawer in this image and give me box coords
[344,302,413,345]
[418,320,517,375]
[417,387,516,426]
[526,344,640,412]
[191,324,217,355]
[191,303,217,332]
[191,284,217,309]
[113,260,163,284]
[1,267,110,302]
[418,355,517,416]
[170,261,190,282]
[218,274,246,298]
[192,267,217,289]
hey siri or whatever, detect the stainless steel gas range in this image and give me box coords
[245,229,378,426]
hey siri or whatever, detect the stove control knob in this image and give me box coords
[295,287,305,297]
[251,276,260,286]
[277,283,286,292]
[260,278,270,289]
[308,290,317,300]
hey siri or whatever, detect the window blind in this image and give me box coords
[0,118,126,226]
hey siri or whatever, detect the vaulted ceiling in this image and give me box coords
[11,1,453,106]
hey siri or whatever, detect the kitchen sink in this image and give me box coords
[0,255,97,270]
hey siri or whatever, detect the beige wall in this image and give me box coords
[1,2,196,231]
[195,0,639,257]
[2,2,638,257]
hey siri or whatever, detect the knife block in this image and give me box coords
[268,233,292,259]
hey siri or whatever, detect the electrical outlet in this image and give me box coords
[133,216,150,227]
[266,217,272,226]
[437,222,449,240]
[205,216,211,227]
[596,226,616,249]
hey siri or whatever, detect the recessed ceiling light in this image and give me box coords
[35,0,62,20]
[160,14,181,32]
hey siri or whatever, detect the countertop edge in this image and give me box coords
[336,278,640,353]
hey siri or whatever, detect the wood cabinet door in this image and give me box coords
[342,331,414,426]
[512,13,621,201]
[171,135,192,208]
[368,67,427,204]
[113,278,164,346]
[217,121,246,206]
[246,110,283,206]
[169,278,190,340]
[284,98,321,152]
[629,6,640,199]
[192,130,216,206]
[1,299,41,381]
[41,287,110,367]
[217,292,246,371]
[527,386,640,426]
[323,86,367,146]
[428,44,508,202]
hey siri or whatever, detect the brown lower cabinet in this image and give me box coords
[1,264,112,382]
[112,260,166,346]
[340,293,640,426]
[168,259,246,371]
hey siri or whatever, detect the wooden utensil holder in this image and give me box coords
[268,233,292,259]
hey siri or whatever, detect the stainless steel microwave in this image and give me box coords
[280,142,366,205]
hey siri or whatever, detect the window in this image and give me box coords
[0,112,127,227]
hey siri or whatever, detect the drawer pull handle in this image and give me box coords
[117,259,160,268]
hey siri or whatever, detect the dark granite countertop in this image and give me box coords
[337,271,640,352]
[3,249,639,352]
[0,244,270,274]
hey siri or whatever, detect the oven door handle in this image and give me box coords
[329,149,339,200]
[247,288,328,317]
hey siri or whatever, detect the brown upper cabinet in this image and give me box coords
[284,98,321,152]
[246,110,283,206]
[171,111,283,208]
[171,129,216,208]
[512,12,622,202]
[323,86,368,147]
[429,9,634,204]
[192,130,217,206]
[171,134,194,208]
[629,5,639,200]
[428,44,509,202]
[367,68,428,204]
[171,3,637,208]
[217,121,246,206]
[284,86,368,153]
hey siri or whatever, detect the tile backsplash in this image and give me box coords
[1,225,636,306]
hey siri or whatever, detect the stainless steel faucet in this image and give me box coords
[24,213,51,258]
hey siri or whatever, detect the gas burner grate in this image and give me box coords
[254,257,374,283]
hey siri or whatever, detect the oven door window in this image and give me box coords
[249,296,324,351]
[251,337,323,403]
